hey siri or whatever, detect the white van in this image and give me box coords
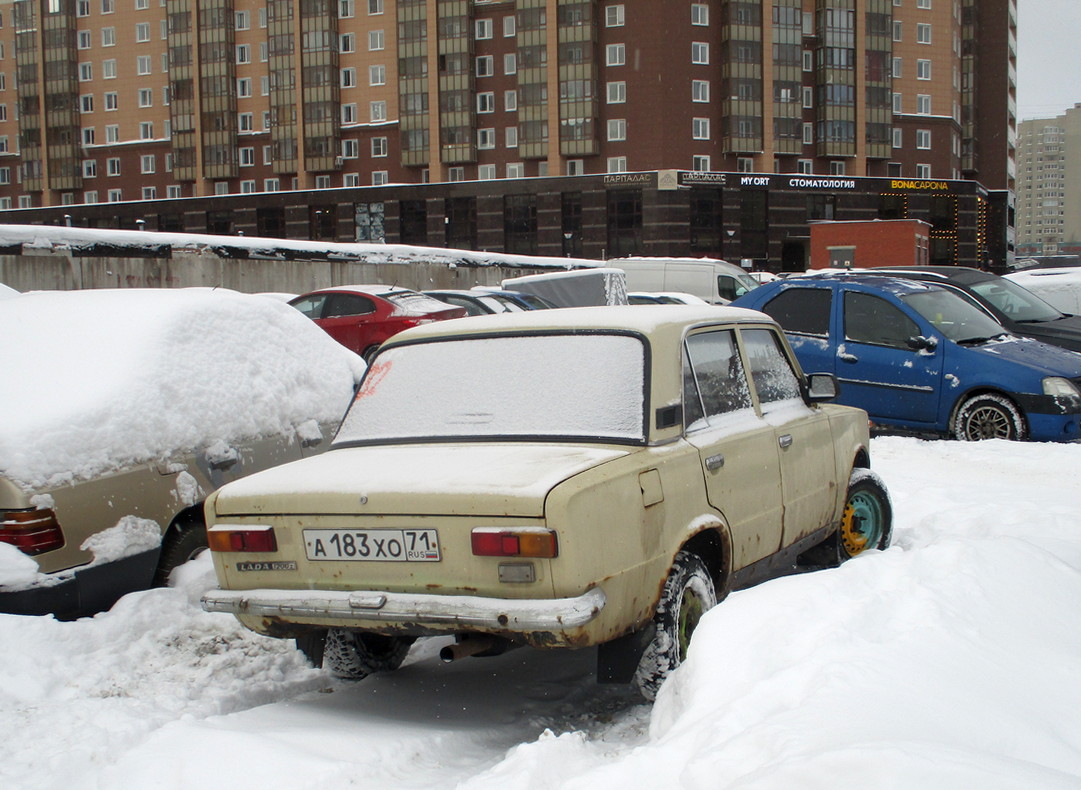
[609,257,760,305]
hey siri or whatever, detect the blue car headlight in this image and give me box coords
[1042,377,1081,411]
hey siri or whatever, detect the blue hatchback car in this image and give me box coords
[732,273,1081,441]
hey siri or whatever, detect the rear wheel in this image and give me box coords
[153,519,208,586]
[952,393,1026,441]
[322,629,414,680]
[634,551,717,701]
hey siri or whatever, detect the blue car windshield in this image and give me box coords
[900,289,1009,343]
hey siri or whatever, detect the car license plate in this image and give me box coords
[303,529,441,562]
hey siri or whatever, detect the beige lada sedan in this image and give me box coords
[201,305,891,699]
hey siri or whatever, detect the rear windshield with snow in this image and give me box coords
[385,291,456,315]
[334,333,647,444]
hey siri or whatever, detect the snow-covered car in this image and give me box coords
[0,288,364,618]
[1005,268,1081,316]
[201,305,890,699]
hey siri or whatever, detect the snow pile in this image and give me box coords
[1005,267,1081,314]
[0,288,364,489]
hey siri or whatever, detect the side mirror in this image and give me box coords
[906,335,938,351]
[805,372,839,403]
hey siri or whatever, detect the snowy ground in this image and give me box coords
[3,436,1081,790]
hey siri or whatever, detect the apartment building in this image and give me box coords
[1016,105,1081,258]
[0,0,1017,207]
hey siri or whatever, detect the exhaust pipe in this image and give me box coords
[439,635,503,663]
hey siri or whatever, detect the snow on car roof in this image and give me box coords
[384,303,771,343]
[0,288,365,489]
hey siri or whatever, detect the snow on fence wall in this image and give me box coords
[0,225,602,294]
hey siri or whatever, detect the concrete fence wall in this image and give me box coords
[0,250,561,295]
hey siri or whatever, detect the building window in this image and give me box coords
[339,33,355,54]
[692,155,710,171]
[264,178,280,191]
[607,81,626,103]
[916,163,931,178]
[504,53,516,74]
[343,173,360,187]
[107,189,122,202]
[103,59,117,79]
[917,59,931,79]
[477,92,495,113]
[240,180,256,193]
[82,159,96,177]
[369,64,385,86]
[139,121,153,139]
[140,154,155,173]
[239,147,255,166]
[917,23,932,44]
[506,126,518,148]
[917,94,931,114]
[691,42,709,65]
[803,122,813,144]
[917,0,931,8]
[370,100,386,122]
[892,57,902,77]
[692,117,710,140]
[478,128,496,149]
[893,92,903,112]
[448,166,465,182]
[77,0,89,16]
[507,163,524,179]
[372,170,388,185]
[607,118,626,141]
[476,55,494,77]
[692,79,710,103]
[606,44,625,66]
[167,185,181,199]
[107,157,121,176]
[892,128,903,148]
[135,22,150,42]
[691,4,708,25]
[478,164,496,180]
[341,68,356,88]
[342,103,357,124]
[829,161,846,175]
[368,30,384,50]
[476,18,493,39]
[368,0,383,15]
[235,77,251,97]
[134,55,150,75]
[340,0,354,18]
[239,112,253,131]
[504,90,517,111]
[605,5,625,26]
[916,129,931,149]
[102,27,116,46]
[79,63,93,81]
[235,10,250,30]
[371,137,388,157]
[737,157,754,172]
[797,159,813,174]
[803,86,813,108]
[342,138,360,158]
[504,15,516,36]
[78,30,91,50]
[105,124,119,142]
[102,0,114,13]
[80,94,94,113]
[236,44,251,64]
[607,157,627,173]
[893,20,902,41]
[82,127,96,145]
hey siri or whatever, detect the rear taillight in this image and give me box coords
[471,528,558,558]
[0,508,66,555]
[207,525,277,553]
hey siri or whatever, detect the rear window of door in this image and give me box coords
[760,288,832,336]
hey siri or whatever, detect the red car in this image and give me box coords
[289,286,466,362]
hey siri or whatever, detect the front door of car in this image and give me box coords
[835,290,944,426]
[740,327,839,546]
[683,329,785,568]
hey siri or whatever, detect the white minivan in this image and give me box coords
[610,257,760,305]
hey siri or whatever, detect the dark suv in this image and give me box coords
[872,267,1081,353]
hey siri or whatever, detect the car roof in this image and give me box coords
[787,271,947,296]
[384,304,771,344]
[864,266,995,287]
[304,284,413,297]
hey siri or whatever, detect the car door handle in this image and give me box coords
[778,434,793,449]
[704,454,725,472]
[839,352,858,363]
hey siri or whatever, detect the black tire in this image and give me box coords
[361,345,380,364]
[952,393,1026,441]
[322,629,414,680]
[634,551,717,701]
[153,519,208,586]
[295,630,328,668]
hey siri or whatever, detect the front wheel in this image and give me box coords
[838,470,893,560]
[322,629,414,680]
[952,393,1026,441]
[634,551,717,701]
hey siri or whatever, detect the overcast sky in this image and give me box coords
[1016,0,1081,120]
